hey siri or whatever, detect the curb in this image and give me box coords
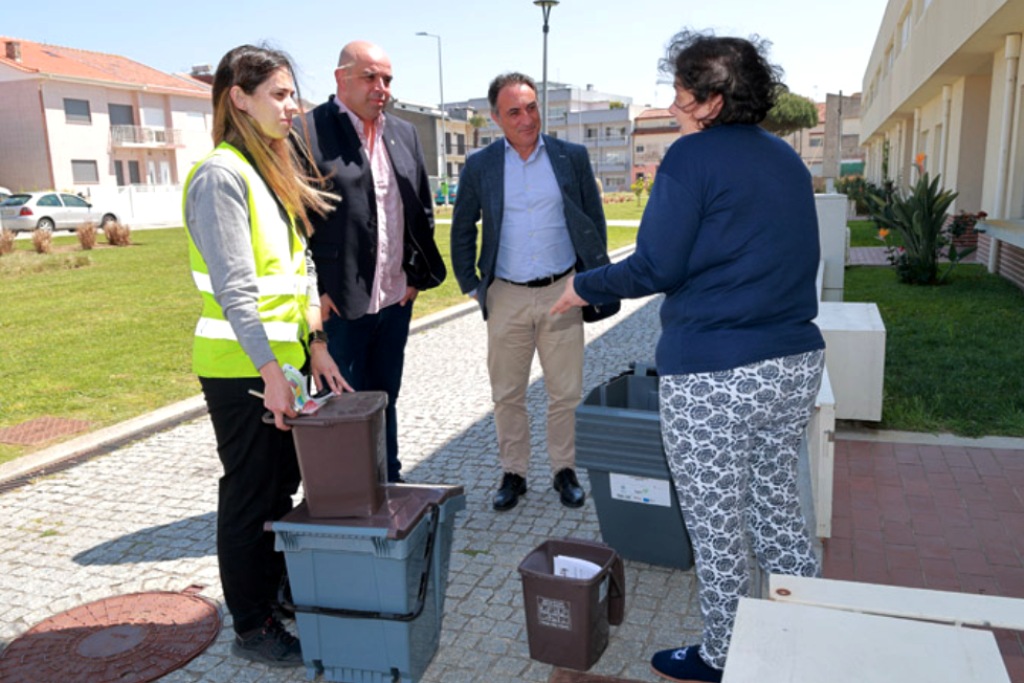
[0,395,208,490]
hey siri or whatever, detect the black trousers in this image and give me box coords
[200,375,301,635]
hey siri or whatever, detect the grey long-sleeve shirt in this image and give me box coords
[185,156,318,373]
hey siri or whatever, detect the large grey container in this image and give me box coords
[268,485,466,683]
[575,367,694,569]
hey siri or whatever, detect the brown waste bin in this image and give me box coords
[279,391,388,518]
[517,538,625,671]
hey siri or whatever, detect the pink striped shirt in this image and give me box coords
[337,100,407,314]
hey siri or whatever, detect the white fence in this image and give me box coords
[87,184,184,228]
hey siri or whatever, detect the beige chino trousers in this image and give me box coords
[485,276,584,478]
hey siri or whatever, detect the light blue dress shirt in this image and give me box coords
[494,137,576,283]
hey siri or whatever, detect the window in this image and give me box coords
[71,160,99,183]
[64,98,91,124]
[38,194,61,207]
[109,104,134,126]
[128,160,141,184]
[62,193,90,208]
[810,137,824,148]
[636,145,645,153]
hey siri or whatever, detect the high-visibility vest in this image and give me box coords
[183,142,308,378]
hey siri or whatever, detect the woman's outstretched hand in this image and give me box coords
[550,274,590,315]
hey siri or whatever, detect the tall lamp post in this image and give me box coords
[534,0,559,135]
[416,31,447,204]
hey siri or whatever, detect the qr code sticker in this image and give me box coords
[536,595,572,630]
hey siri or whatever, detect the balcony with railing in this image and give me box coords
[110,125,183,148]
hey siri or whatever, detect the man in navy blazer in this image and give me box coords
[303,41,446,482]
[451,72,616,511]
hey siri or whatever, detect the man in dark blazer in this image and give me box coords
[302,40,445,482]
[451,72,617,512]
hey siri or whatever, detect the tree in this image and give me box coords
[762,90,818,137]
[468,114,488,149]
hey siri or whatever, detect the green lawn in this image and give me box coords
[844,265,1024,437]
[6,218,1019,466]
[0,223,637,465]
[848,218,907,248]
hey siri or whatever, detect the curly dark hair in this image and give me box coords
[659,29,783,128]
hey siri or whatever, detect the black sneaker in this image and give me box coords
[231,616,303,668]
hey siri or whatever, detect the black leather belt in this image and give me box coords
[500,266,573,288]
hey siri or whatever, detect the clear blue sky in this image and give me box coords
[5,0,889,108]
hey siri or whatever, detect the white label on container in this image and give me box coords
[536,596,572,630]
[608,473,672,507]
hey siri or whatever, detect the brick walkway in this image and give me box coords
[825,436,1024,681]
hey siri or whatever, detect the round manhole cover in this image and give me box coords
[0,590,221,683]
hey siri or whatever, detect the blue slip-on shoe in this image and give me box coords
[650,645,723,683]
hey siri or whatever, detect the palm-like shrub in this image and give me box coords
[867,173,959,285]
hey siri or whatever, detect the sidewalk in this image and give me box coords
[1,287,1021,682]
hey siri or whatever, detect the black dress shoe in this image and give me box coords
[493,472,527,511]
[553,468,585,508]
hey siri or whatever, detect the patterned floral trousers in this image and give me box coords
[659,349,824,669]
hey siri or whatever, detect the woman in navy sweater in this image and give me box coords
[552,31,825,682]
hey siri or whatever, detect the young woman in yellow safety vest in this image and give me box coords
[183,44,350,668]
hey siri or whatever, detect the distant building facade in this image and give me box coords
[0,36,212,195]
[861,0,1024,290]
[391,100,473,186]
[786,94,864,178]
[631,108,680,182]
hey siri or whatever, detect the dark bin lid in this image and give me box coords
[272,484,464,540]
[283,391,388,427]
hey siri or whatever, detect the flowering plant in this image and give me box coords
[867,172,969,285]
[949,210,987,237]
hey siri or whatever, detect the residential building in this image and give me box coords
[447,83,640,192]
[632,108,680,182]
[860,0,1024,290]
[0,36,212,197]
[391,99,473,186]
[786,94,864,178]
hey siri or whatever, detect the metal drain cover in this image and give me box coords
[0,589,221,683]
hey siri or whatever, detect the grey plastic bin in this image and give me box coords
[268,485,466,683]
[575,366,694,569]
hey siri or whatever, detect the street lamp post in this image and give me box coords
[416,31,447,204]
[534,0,559,135]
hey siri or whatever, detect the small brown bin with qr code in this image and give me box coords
[517,538,625,671]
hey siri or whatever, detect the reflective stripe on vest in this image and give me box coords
[183,142,308,377]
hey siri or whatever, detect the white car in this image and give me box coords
[0,191,119,233]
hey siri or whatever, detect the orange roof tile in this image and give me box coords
[636,108,674,119]
[0,36,209,97]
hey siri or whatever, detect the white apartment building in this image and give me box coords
[0,36,211,196]
[861,0,1024,289]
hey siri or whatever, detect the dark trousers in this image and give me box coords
[200,376,301,635]
[322,301,412,481]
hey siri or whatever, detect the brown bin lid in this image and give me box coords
[283,391,388,427]
[273,484,464,540]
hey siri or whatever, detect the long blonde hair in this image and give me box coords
[211,45,334,236]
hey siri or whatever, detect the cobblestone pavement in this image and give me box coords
[0,293,701,682]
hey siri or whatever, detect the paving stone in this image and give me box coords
[0,295,705,683]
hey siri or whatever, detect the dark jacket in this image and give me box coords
[450,134,615,320]
[573,124,825,375]
[302,97,446,320]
